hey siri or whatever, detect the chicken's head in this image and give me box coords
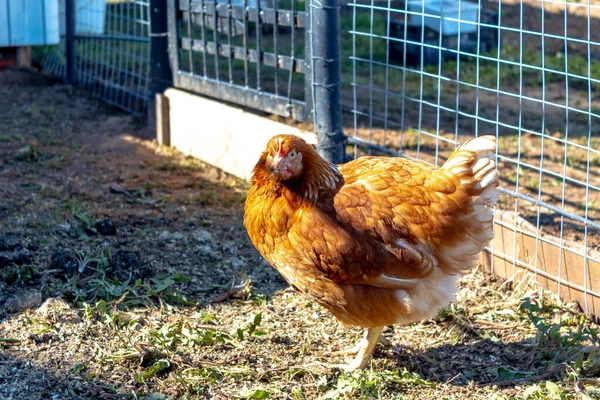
[252,134,343,203]
[262,134,312,181]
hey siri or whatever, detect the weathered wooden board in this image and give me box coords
[482,210,600,319]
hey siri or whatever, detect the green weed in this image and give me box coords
[0,264,37,285]
[323,368,433,399]
[240,387,273,399]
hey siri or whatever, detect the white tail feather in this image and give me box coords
[439,135,499,272]
[444,135,498,206]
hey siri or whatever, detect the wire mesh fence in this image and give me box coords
[169,0,308,120]
[341,0,600,315]
[42,0,151,114]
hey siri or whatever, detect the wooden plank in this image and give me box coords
[24,0,45,44]
[45,0,60,44]
[0,1,9,46]
[16,46,31,67]
[1,0,60,46]
[482,210,600,320]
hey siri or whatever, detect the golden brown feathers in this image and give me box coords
[244,134,498,328]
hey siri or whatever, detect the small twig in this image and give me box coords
[192,284,230,293]
[483,365,565,388]
[262,362,328,374]
[112,343,155,364]
[468,299,521,315]
[109,184,132,198]
[210,277,251,303]
[176,357,228,369]
[0,338,20,344]
[111,292,129,308]
[157,295,165,313]
[193,324,234,335]
[444,373,462,386]
[41,268,64,275]
[452,316,484,338]
[474,320,522,330]
[76,275,97,284]
[575,378,600,392]
[478,287,509,302]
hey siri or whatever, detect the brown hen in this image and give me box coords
[244,134,498,370]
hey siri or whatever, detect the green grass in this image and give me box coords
[67,274,600,398]
[429,44,600,90]
[59,247,195,308]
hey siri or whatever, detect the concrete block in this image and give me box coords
[154,93,170,146]
[164,88,316,181]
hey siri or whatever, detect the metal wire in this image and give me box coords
[174,0,308,119]
[341,0,600,313]
[41,0,151,114]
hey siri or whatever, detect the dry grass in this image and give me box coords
[1,69,600,400]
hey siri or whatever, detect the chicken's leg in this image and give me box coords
[343,326,385,371]
[329,331,390,357]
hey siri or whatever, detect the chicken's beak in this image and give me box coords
[272,155,292,179]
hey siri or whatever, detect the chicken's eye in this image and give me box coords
[288,150,297,160]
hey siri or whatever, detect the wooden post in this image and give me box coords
[16,47,31,67]
[155,93,170,146]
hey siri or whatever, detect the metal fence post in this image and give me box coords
[65,0,76,84]
[149,0,173,144]
[149,0,173,95]
[308,0,345,164]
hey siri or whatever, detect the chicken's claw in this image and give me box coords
[326,326,386,371]
[327,332,391,357]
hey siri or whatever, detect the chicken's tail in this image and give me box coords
[438,135,499,273]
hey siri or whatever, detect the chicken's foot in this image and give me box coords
[341,326,385,371]
[328,331,391,357]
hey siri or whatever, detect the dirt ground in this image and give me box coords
[1,68,600,400]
